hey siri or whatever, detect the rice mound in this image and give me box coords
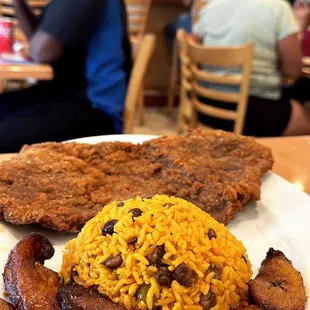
[60,195,252,310]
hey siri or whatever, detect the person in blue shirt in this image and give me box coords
[0,0,132,153]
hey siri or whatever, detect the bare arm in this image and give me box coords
[29,31,63,63]
[13,0,61,62]
[29,0,105,63]
[13,0,39,40]
[277,33,303,80]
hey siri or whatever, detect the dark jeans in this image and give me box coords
[0,83,115,153]
[199,77,310,137]
[164,13,192,51]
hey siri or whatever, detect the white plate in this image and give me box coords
[0,134,309,308]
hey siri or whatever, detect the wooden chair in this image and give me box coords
[124,34,156,134]
[167,1,207,114]
[125,0,152,41]
[177,30,254,134]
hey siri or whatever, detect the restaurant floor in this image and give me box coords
[134,107,178,136]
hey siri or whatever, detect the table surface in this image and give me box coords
[0,53,53,80]
[0,61,53,80]
[0,136,308,195]
[257,136,310,195]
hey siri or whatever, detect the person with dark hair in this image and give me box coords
[0,0,132,153]
[194,0,310,136]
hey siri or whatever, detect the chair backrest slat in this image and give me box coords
[192,82,240,103]
[191,64,242,85]
[193,98,237,120]
[187,40,251,67]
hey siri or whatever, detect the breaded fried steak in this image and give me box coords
[236,302,261,309]
[0,129,273,231]
[0,299,15,310]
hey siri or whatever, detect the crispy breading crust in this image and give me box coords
[236,302,261,309]
[249,248,307,310]
[0,129,273,231]
[0,299,15,310]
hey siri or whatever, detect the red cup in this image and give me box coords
[0,18,13,53]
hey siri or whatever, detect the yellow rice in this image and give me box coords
[60,195,252,310]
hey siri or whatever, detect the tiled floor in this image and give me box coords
[134,107,178,136]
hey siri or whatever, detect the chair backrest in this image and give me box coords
[0,0,48,25]
[124,34,156,134]
[125,0,152,40]
[180,31,254,134]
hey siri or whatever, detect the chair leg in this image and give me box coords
[177,94,187,134]
[0,80,6,93]
[177,113,184,134]
[167,40,179,114]
[139,87,145,126]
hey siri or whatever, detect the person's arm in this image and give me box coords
[276,1,303,80]
[13,0,39,40]
[29,0,105,63]
[30,32,63,63]
[277,33,303,80]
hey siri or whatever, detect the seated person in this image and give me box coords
[0,0,132,153]
[193,0,310,137]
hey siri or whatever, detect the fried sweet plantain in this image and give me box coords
[0,299,15,310]
[249,248,307,310]
[3,233,61,310]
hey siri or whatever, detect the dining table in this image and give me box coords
[0,52,53,92]
[0,135,308,195]
[257,135,310,195]
[0,61,53,80]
